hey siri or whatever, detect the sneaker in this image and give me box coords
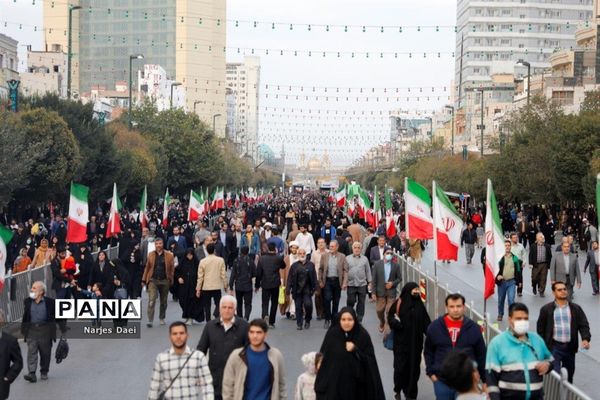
[269,324,276,329]
[296,325,303,330]
[40,374,48,381]
[24,373,37,383]
[532,287,537,295]
[146,322,153,328]
[497,315,503,321]
[540,293,545,298]
[185,319,192,326]
[517,293,523,297]
[159,319,166,326]
[304,321,310,329]
[290,314,296,320]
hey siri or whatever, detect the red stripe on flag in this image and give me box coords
[435,229,459,261]
[407,214,433,239]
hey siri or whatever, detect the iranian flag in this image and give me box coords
[385,188,397,238]
[66,182,89,243]
[596,174,599,275]
[336,186,346,208]
[212,187,225,211]
[484,179,504,300]
[404,177,433,239]
[188,190,204,222]
[327,189,335,203]
[357,188,371,220]
[366,186,381,229]
[347,198,356,217]
[106,183,121,238]
[432,181,463,261]
[139,185,148,229]
[0,225,14,292]
[162,188,171,228]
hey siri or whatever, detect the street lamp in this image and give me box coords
[445,105,455,155]
[128,54,144,130]
[426,116,433,143]
[67,4,81,99]
[212,113,222,135]
[193,100,202,113]
[475,89,485,157]
[517,59,531,106]
[170,82,182,109]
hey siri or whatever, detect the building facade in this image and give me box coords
[226,56,261,161]
[0,33,19,99]
[138,64,186,111]
[43,0,226,136]
[20,47,67,98]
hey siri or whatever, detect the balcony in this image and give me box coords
[549,50,574,70]
[575,25,597,48]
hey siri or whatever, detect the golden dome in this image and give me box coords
[307,157,322,170]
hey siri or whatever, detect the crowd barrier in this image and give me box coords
[395,254,592,400]
[0,245,120,323]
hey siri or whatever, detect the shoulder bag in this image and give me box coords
[383,298,402,350]
[158,350,195,400]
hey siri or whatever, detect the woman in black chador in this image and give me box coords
[174,248,200,324]
[388,282,432,400]
[315,306,385,400]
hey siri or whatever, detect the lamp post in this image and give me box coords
[445,105,455,155]
[476,89,485,157]
[426,116,433,143]
[128,54,144,130]
[212,113,222,135]
[517,59,531,106]
[170,82,182,109]
[193,100,202,113]
[67,4,81,99]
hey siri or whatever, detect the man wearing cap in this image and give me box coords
[372,247,402,332]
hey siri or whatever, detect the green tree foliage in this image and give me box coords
[0,112,34,208]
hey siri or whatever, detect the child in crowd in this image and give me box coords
[294,352,323,400]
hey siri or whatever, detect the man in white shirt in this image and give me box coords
[296,224,316,256]
[510,233,527,297]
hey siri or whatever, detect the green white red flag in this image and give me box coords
[596,174,599,270]
[404,177,433,240]
[212,187,225,210]
[139,185,148,229]
[188,190,204,222]
[336,186,346,208]
[385,188,397,238]
[432,181,463,261]
[366,186,381,229]
[0,224,14,292]
[357,188,371,220]
[484,179,504,300]
[162,188,170,228]
[66,182,89,243]
[106,183,121,238]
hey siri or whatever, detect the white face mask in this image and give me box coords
[513,319,529,335]
[29,291,37,300]
[385,254,393,261]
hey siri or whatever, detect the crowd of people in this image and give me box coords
[1,189,597,400]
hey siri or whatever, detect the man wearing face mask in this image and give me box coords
[486,303,552,400]
[371,247,401,333]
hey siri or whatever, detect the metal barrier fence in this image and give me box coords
[0,245,120,323]
[394,253,592,400]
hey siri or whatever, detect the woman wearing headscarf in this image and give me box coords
[315,307,385,400]
[174,248,200,325]
[388,282,432,400]
[31,238,51,268]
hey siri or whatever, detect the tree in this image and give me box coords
[14,109,81,203]
[0,112,33,208]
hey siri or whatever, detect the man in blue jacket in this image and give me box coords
[424,293,487,400]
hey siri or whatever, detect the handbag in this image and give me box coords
[278,286,286,305]
[158,350,195,400]
[114,287,128,299]
[383,298,402,351]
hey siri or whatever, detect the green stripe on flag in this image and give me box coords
[407,178,432,206]
[71,182,89,202]
[0,224,14,245]
[596,174,599,230]
[384,187,393,210]
[488,181,502,234]
[435,183,460,217]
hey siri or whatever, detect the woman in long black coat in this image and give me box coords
[174,248,200,324]
[315,307,385,400]
[387,282,431,400]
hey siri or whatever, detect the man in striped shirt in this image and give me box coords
[148,321,214,400]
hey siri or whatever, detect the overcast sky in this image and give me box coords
[2,0,456,166]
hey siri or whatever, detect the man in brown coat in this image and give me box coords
[318,240,348,328]
[142,237,174,327]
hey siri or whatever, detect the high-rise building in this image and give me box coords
[226,56,261,161]
[455,0,594,108]
[43,0,226,136]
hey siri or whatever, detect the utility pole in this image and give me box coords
[445,105,455,155]
[478,90,485,157]
[517,59,531,106]
[212,113,222,135]
[67,4,81,99]
[128,54,144,130]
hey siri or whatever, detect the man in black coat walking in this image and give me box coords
[21,281,66,383]
[255,243,286,328]
[0,310,23,400]
[287,248,318,330]
[228,246,256,320]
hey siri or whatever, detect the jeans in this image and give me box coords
[147,279,170,322]
[294,291,313,326]
[235,290,252,320]
[497,279,516,317]
[261,287,279,325]
[433,380,457,400]
[346,286,367,321]
[552,342,576,383]
[323,278,341,322]
[464,244,475,263]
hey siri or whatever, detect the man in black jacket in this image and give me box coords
[228,246,256,320]
[529,232,553,297]
[286,248,318,330]
[460,223,477,264]
[536,281,591,383]
[255,243,286,328]
[21,281,66,383]
[197,295,249,400]
[0,310,22,400]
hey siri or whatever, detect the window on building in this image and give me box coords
[551,91,574,106]
[54,65,59,72]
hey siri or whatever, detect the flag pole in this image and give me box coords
[404,177,409,240]
[432,180,438,277]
